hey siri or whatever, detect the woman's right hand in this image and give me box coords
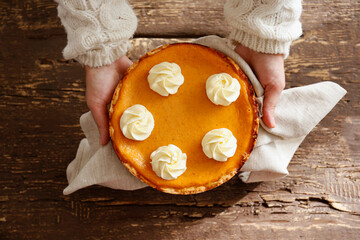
[85,56,133,145]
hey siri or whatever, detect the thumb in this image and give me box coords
[88,101,110,145]
[115,56,133,75]
[261,80,285,128]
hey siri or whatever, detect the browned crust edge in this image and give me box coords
[109,43,259,195]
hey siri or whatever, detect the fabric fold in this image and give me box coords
[63,112,146,195]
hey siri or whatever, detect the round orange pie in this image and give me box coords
[109,43,259,194]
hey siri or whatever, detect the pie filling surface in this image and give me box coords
[109,43,259,194]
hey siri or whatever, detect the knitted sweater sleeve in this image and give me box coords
[224,0,302,58]
[55,0,137,67]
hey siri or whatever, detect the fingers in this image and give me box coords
[88,100,110,145]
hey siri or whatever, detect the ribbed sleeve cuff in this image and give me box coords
[75,40,131,68]
[229,29,292,59]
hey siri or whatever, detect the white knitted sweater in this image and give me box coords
[56,0,302,67]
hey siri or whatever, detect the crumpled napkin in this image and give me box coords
[63,35,346,195]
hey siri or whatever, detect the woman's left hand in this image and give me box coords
[235,44,285,128]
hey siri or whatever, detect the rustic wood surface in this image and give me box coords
[1,0,359,239]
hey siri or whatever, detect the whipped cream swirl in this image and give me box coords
[120,104,155,141]
[148,62,184,96]
[201,128,237,162]
[150,144,187,180]
[206,73,241,106]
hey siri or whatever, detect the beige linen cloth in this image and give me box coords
[63,36,346,195]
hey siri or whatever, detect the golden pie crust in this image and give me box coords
[109,43,259,194]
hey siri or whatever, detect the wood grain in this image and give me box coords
[0,0,359,239]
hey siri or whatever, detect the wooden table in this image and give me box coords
[1,1,359,239]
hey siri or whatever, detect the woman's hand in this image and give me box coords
[85,56,133,145]
[235,44,285,128]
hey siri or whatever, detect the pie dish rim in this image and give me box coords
[109,42,259,194]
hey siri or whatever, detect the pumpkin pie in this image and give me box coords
[109,43,259,194]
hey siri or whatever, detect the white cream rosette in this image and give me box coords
[120,104,154,141]
[147,62,184,96]
[150,144,187,180]
[201,128,237,162]
[206,73,241,106]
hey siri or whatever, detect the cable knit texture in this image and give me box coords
[224,0,302,58]
[56,0,302,66]
[56,0,137,67]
